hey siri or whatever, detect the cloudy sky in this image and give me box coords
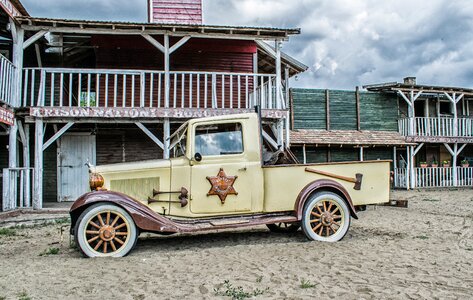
[21,0,473,89]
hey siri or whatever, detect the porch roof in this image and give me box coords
[16,17,300,41]
[363,82,473,96]
[291,129,415,147]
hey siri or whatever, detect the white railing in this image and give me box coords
[0,54,16,107]
[22,68,283,110]
[394,168,407,188]
[394,167,473,189]
[398,117,473,137]
[2,168,34,211]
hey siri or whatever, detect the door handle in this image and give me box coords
[238,167,247,172]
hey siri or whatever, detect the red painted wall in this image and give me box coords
[149,0,203,24]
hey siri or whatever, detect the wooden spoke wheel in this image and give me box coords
[301,192,350,242]
[75,204,138,258]
[266,222,300,233]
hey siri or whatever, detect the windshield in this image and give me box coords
[170,124,188,158]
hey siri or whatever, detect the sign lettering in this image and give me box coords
[0,106,14,126]
[0,0,22,18]
[30,107,287,120]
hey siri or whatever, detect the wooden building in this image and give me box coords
[289,88,413,171]
[365,78,473,189]
[291,79,473,190]
[1,0,307,211]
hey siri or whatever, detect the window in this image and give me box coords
[195,123,243,156]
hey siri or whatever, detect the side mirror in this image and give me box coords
[194,153,202,162]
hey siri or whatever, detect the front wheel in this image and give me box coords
[301,192,351,242]
[74,204,138,257]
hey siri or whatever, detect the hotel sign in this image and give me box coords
[0,0,22,18]
[30,107,288,120]
[0,106,14,126]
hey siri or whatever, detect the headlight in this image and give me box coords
[89,172,105,191]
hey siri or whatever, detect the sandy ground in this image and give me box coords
[0,190,472,300]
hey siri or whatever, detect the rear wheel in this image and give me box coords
[301,192,350,242]
[74,204,138,257]
[266,222,300,233]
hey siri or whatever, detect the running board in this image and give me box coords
[170,214,298,233]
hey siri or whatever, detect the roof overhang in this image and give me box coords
[363,82,473,96]
[291,129,415,147]
[16,17,300,41]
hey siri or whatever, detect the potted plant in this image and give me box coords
[461,160,470,168]
[420,162,428,168]
[431,161,438,168]
[442,160,450,168]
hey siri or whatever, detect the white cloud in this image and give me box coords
[21,0,473,89]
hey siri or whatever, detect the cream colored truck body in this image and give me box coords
[96,113,390,218]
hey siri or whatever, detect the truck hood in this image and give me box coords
[95,159,171,174]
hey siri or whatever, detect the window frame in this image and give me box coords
[192,121,245,159]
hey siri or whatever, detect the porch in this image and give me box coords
[394,166,473,188]
[398,117,473,138]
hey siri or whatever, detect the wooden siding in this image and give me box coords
[96,127,165,165]
[360,92,398,131]
[291,88,399,132]
[150,0,202,24]
[291,89,327,130]
[329,90,357,131]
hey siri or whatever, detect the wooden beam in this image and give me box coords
[443,143,455,156]
[42,122,74,151]
[325,89,330,130]
[255,40,276,58]
[262,130,278,149]
[23,30,46,49]
[141,33,165,53]
[135,122,164,149]
[356,86,361,131]
[169,36,191,54]
[163,118,170,159]
[413,143,424,156]
[35,44,42,67]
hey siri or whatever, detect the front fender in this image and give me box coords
[294,179,358,220]
[70,191,181,234]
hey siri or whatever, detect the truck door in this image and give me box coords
[189,120,263,215]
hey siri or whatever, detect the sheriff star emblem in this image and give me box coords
[206,168,238,204]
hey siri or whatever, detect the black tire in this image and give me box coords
[266,222,300,233]
[301,191,351,242]
[74,203,138,257]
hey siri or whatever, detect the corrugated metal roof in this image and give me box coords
[291,129,414,146]
[16,17,300,40]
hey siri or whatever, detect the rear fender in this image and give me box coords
[294,179,358,220]
[69,191,181,234]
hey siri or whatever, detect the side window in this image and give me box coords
[195,123,243,156]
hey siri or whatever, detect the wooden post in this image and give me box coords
[393,146,397,187]
[163,119,170,159]
[452,143,458,187]
[359,147,364,162]
[23,124,30,207]
[11,21,24,108]
[406,147,410,190]
[33,118,44,209]
[275,40,282,109]
[325,89,330,131]
[8,119,18,209]
[356,86,361,131]
[303,144,307,164]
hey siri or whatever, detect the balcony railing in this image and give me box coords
[394,167,473,188]
[0,54,16,107]
[22,68,284,110]
[399,117,473,137]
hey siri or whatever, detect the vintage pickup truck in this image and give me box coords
[70,113,390,257]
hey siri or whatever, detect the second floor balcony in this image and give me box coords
[398,117,473,139]
[21,68,285,112]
